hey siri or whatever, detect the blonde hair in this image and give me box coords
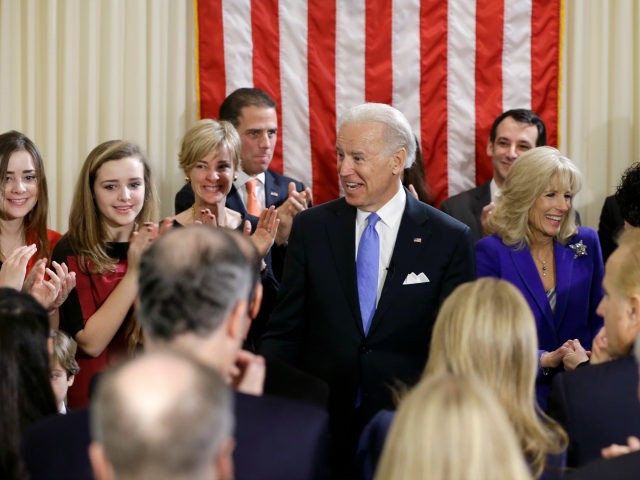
[50,329,79,377]
[424,278,567,478]
[67,140,159,274]
[486,146,581,247]
[178,119,241,175]
[375,374,532,480]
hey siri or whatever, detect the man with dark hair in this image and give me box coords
[441,108,546,241]
[89,353,234,480]
[598,162,640,261]
[175,88,311,276]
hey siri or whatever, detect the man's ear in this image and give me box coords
[486,139,493,157]
[215,437,236,480]
[249,283,263,321]
[628,294,640,333]
[391,147,407,175]
[88,441,114,480]
[225,300,249,343]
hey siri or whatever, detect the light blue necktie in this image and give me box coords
[357,213,380,335]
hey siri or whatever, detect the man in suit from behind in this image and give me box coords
[547,227,640,468]
[569,336,640,479]
[89,352,234,480]
[175,88,311,259]
[440,109,546,241]
[260,103,476,475]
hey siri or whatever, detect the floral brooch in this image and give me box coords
[569,240,588,259]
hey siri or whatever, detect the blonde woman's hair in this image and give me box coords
[375,374,532,480]
[485,146,581,247]
[67,140,159,274]
[424,278,567,478]
[178,119,241,176]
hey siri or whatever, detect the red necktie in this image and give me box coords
[245,179,261,216]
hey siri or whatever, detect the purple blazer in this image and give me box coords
[476,227,604,407]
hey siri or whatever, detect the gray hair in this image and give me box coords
[91,352,233,480]
[338,103,416,168]
[138,225,252,341]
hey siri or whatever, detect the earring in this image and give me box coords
[233,174,238,181]
[185,176,190,183]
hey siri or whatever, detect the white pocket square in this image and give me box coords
[402,272,430,285]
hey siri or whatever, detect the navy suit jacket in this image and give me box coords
[547,355,640,468]
[22,393,331,480]
[597,194,623,262]
[476,228,604,408]
[260,190,476,425]
[440,181,491,242]
[174,168,307,215]
[569,450,640,479]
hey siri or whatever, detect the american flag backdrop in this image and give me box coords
[196,0,562,206]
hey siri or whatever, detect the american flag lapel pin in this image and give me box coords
[270,191,279,197]
[413,238,422,244]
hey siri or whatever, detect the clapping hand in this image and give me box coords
[244,206,279,258]
[275,182,312,245]
[0,244,37,290]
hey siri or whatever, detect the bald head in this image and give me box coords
[90,352,232,480]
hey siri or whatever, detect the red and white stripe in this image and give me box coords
[197,0,561,206]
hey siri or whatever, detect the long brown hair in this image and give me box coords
[0,130,51,262]
[67,140,158,273]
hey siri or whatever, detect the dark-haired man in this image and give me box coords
[440,109,546,241]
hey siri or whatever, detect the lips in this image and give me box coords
[344,182,363,191]
[114,205,134,214]
[7,198,29,206]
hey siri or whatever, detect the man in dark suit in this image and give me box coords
[259,103,476,475]
[175,88,311,279]
[440,109,546,241]
[22,226,330,480]
[568,336,640,479]
[547,228,640,468]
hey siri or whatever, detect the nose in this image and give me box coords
[119,186,132,201]
[12,178,27,193]
[205,168,219,181]
[258,132,270,148]
[556,196,570,212]
[507,144,518,160]
[596,297,605,318]
[338,156,353,177]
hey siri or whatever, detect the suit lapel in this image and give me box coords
[225,185,247,216]
[324,201,363,335]
[368,194,430,335]
[553,240,574,331]
[264,170,284,208]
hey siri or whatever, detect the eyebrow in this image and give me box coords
[6,169,36,174]
[100,177,144,183]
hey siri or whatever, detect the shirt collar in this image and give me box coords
[490,178,501,202]
[356,183,406,229]
[235,169,266,188]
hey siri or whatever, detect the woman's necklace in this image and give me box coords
[538,257,549,277]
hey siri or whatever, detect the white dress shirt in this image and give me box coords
[355,183,406,306]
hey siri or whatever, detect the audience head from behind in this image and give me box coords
[424,278,567,478]
[67,139,159,273]
[137,224,252,380]
[485,146,581,247]
[597,228,640,359]
[49,329,80,414]
[487,109,546,189]
[218,87,278,176]
[0,288,57,479]
[89,352,234,480]
[615,162,640,229]
[375,374,532,480]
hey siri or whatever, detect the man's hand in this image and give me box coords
[480,202,495,236]
[275,182,312,245]
[561,339,591,370]
[590,327,611,365]
[230,349,266,396]
[602,436,640,459]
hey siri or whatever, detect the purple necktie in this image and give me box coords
[357,213,380,335]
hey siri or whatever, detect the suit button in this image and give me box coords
[360,345,370,354]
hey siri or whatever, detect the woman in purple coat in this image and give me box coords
[475,146,604,409]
